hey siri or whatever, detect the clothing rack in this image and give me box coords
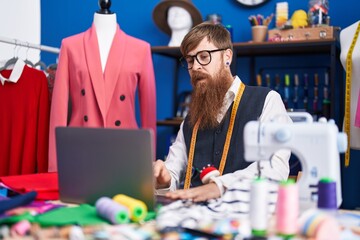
[0,36,60,54]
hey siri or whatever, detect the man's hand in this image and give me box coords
[165,182,221,202]
[153,160,171,189]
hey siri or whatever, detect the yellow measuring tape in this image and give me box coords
[184,83,245,189]
[344,22,360,167]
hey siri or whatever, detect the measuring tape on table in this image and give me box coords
[344,22,360,167]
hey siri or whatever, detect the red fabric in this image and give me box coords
[0,173,59,200]
[0,65,49,176]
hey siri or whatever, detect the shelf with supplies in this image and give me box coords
[151,38,343,127]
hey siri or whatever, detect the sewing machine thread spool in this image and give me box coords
[275,179,299,238]
[298,209,340,239]
[95,197,130,224]
[112,194,148,222]
[317,178,337,210]
[250,178,268,237]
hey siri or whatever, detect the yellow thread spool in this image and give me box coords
[112,194,147,222]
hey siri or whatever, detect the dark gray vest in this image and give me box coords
[183,85,271,187]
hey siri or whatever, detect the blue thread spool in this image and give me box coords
[317,178,337,209]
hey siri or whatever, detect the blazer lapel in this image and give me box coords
[103,26,127,114]
[83,25,106,121]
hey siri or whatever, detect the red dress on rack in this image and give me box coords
[0,61,50,176]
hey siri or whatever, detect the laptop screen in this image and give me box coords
[55,127,155,210]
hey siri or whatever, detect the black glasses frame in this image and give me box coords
[179,48,227,70]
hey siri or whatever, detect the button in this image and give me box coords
[120,95,125,101]
[84,115,88,122]
[216,129,221,134]
[81,89,85,96]
[215,151,220,155]
[115,120,121,126]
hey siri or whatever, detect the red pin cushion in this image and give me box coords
[200,165,220,184]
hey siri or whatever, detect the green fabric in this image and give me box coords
[35,204,108,227]
[0,212,34,225]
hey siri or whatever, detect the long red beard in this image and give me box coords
[188,67,233,130]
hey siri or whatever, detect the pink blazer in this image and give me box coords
[48,25,156,171]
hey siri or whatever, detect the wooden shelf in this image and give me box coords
[233,39,339,56]
[151,39,339,58]
[157,118,183,126]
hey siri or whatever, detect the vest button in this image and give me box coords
[81,89,85,96]
[84,115,88,122]
[115,120,121,126]
[120,95,126,101]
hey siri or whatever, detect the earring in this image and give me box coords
[226,62,230,66]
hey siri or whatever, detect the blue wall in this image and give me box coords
[41,0,360,209]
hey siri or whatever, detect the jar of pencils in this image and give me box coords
[248,14,273,42]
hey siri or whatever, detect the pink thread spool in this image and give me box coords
[275,179,299,238]
[11,220,31,237]
[298,209,340,239]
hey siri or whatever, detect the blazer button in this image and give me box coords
[84,115,88,122]
[115,120,121,126]
[81,89,85,96]
[216,129,221,134]
[215,150,220,155]
[120,95,126,101]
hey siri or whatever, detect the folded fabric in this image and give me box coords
[156,179,279,232]
[0,173,59,200]
[0,191,37,215]
[35,204,108,227]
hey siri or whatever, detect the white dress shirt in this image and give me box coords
[159,76,292,195]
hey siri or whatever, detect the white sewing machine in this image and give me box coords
[244,112,347,211]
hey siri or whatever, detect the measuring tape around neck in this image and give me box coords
[344,22,360,167]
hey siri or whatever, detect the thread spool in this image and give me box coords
[317,178,337,210]
[95,197,130,224]
[112,194,147,222]
[249,178,268,237]
[298,209,340,239]
[275,179,299,238]
[11,220,31,236]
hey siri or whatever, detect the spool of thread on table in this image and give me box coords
[249,178,268,237]
[95,197,130,224]
[317,178,337,210]
[11,220,31,236]
[298,209,340,239]
[113,194,147,222]
[275,179,299,238]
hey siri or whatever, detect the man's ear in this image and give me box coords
[224,48,233,65]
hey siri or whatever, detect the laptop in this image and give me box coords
[55,127,156,210]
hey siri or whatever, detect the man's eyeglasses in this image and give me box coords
[179,48,227,70]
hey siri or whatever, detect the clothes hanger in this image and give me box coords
[24,42,36,68]
[0,42,20,71]
[34,60,47,70]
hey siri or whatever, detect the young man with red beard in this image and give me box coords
[153,22,292,202]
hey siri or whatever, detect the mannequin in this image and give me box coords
[94,0,117,72]
[340,20,360,149]
[167,6,192,47]
[48,1,157,171]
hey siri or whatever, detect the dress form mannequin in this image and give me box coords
[340,20,360,149]
[167,6,192,47]
[94,0,117,72]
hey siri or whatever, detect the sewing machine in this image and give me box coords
[243,112,347,211]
